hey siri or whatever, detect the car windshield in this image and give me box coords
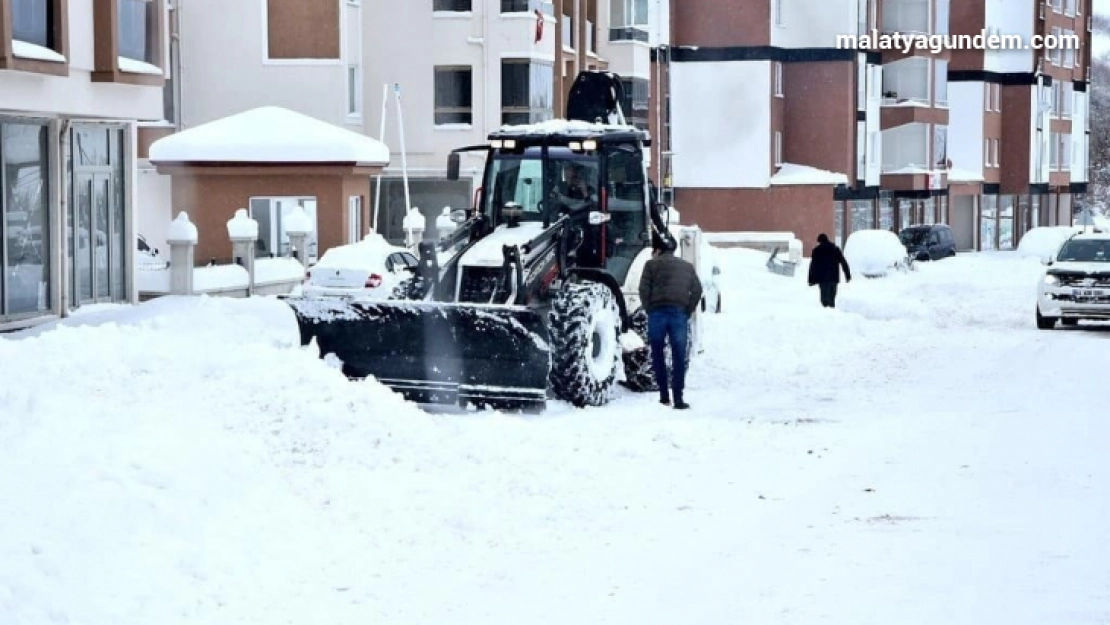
[1056,239,1110,262]
[483,148,600,225]
[900,229,928,245]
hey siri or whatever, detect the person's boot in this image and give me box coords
[673,394,690,410]
[659,392,671,406]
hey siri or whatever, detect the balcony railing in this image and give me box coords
[609,26,649,42]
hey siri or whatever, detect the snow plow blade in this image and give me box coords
[284,297,552,412]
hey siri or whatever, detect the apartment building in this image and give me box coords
[665,0,872,252]
[137,0,365,255]
[0,0,167,331]
[364,0,668,244]
[948,0,1091,251]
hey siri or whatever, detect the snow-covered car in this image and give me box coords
[1017,226,1076,263]
[843,229,912,278]
[1035,231,1110,329]
[302,233,418,300]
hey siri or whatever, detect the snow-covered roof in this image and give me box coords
[770,163,849,186]
[947,168,985,183]
[149,106,391,166]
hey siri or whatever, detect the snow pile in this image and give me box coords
[498,118,628,135]
[166,212,197,244]
[770,163,849,186]
[1016,226,1076,262]
[284,206,313,235]
[843,229,909,277]
[225,209,259,240]
[255,257,306,284]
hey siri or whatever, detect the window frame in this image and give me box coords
[0,118,53,321]
[92,0,165,86]
[500,58,554,127]
[0,0,70,76]
[434,65,474,127]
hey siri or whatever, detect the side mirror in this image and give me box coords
[446,152,461,181]
[451,209,468,223]
[588,211,611,225]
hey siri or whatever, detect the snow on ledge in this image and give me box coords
[947,168,985,183]
[148,106,391,165]
[118,56,163,76]
[12,40,65,63]
[770,163,849,186]
[497,119,636,135]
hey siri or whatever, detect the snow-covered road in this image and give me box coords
[1,250,1106,625]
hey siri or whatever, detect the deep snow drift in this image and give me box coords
[1,249,1108,625]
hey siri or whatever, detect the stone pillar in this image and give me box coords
[227,208,259,296]
[403,206,425,247]
[284,205,313,269]
[436,206,456,241]
[166,211,197,296]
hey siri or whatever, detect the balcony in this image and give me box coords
[610,0,649,42]
[882,57,930,106]
[881,122,930,173]
[882,0,930,35]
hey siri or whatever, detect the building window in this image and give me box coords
[347,64,361,117]
[1,122,51,318]
[882,0,928,34]
[1065,0,1075,15]
[984,139,991,167]
[935,0,949,36]
[775,62,784,97]
[562,14,574,48]
[1050,132,1059,170]
[1064,30,1075,68]
[434,66,473,126]
[434,0,471,10]
[501,0,532,11]
[501,59,554,126]
[1061,82,1073,118]
[934,59,947,106]
[1051,27,1063,66]
[857,121,866,179]
[620,77,650,129]
[348,196,363,244]
[774,0,783,26]
[11,0,53,49]
[118,0,156,64]
[774,131,783,166]
[882,57,930,104]
[881,123,929,172]
[992,139,999,167]
[934,125,947,168]
[248,197,318,262]
[1060,133,1071,170]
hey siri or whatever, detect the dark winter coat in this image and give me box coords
[808,241,852,285]
[639,252,703,316]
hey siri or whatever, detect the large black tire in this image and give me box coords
[621,308,656,392]
[620,307,693,393]
[549,282,622,407]
[1036,307,1057,330]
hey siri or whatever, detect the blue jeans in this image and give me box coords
[648,306,689,400]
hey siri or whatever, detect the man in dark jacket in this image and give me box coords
[638,237,703,409]
[807,233,852,308]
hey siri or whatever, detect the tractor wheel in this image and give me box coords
[549,281,622,407]
[620,307,693,393]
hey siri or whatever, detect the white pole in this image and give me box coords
[372,83,389,233]
[395,84,413,224]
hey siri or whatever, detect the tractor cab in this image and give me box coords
[449,126,654,285]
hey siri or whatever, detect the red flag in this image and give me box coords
[534,9,544,44]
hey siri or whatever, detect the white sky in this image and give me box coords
[1092,0,1109,58]
[1097,0,1109,16]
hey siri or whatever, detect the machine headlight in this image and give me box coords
[1043,274,1059,286]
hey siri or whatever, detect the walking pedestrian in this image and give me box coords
[638,236,703,409]
[808,233,852,308]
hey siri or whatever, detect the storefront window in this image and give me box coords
[980,194,998,251]
[879,197,894,231]
[850,199,874,233]
[999,195,1015,250]
[834,202,844,247]
[2,122,50,317]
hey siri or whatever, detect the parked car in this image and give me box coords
[1035,230,1110,329]
[899,224,957,261]
[844,229,912,278]
[302,233,419,300]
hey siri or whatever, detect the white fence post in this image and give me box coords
[166,211,197,296]
[403,206,425,247]
[227,208,259,296]
[285,205,313,270]
[436,206,455,241]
